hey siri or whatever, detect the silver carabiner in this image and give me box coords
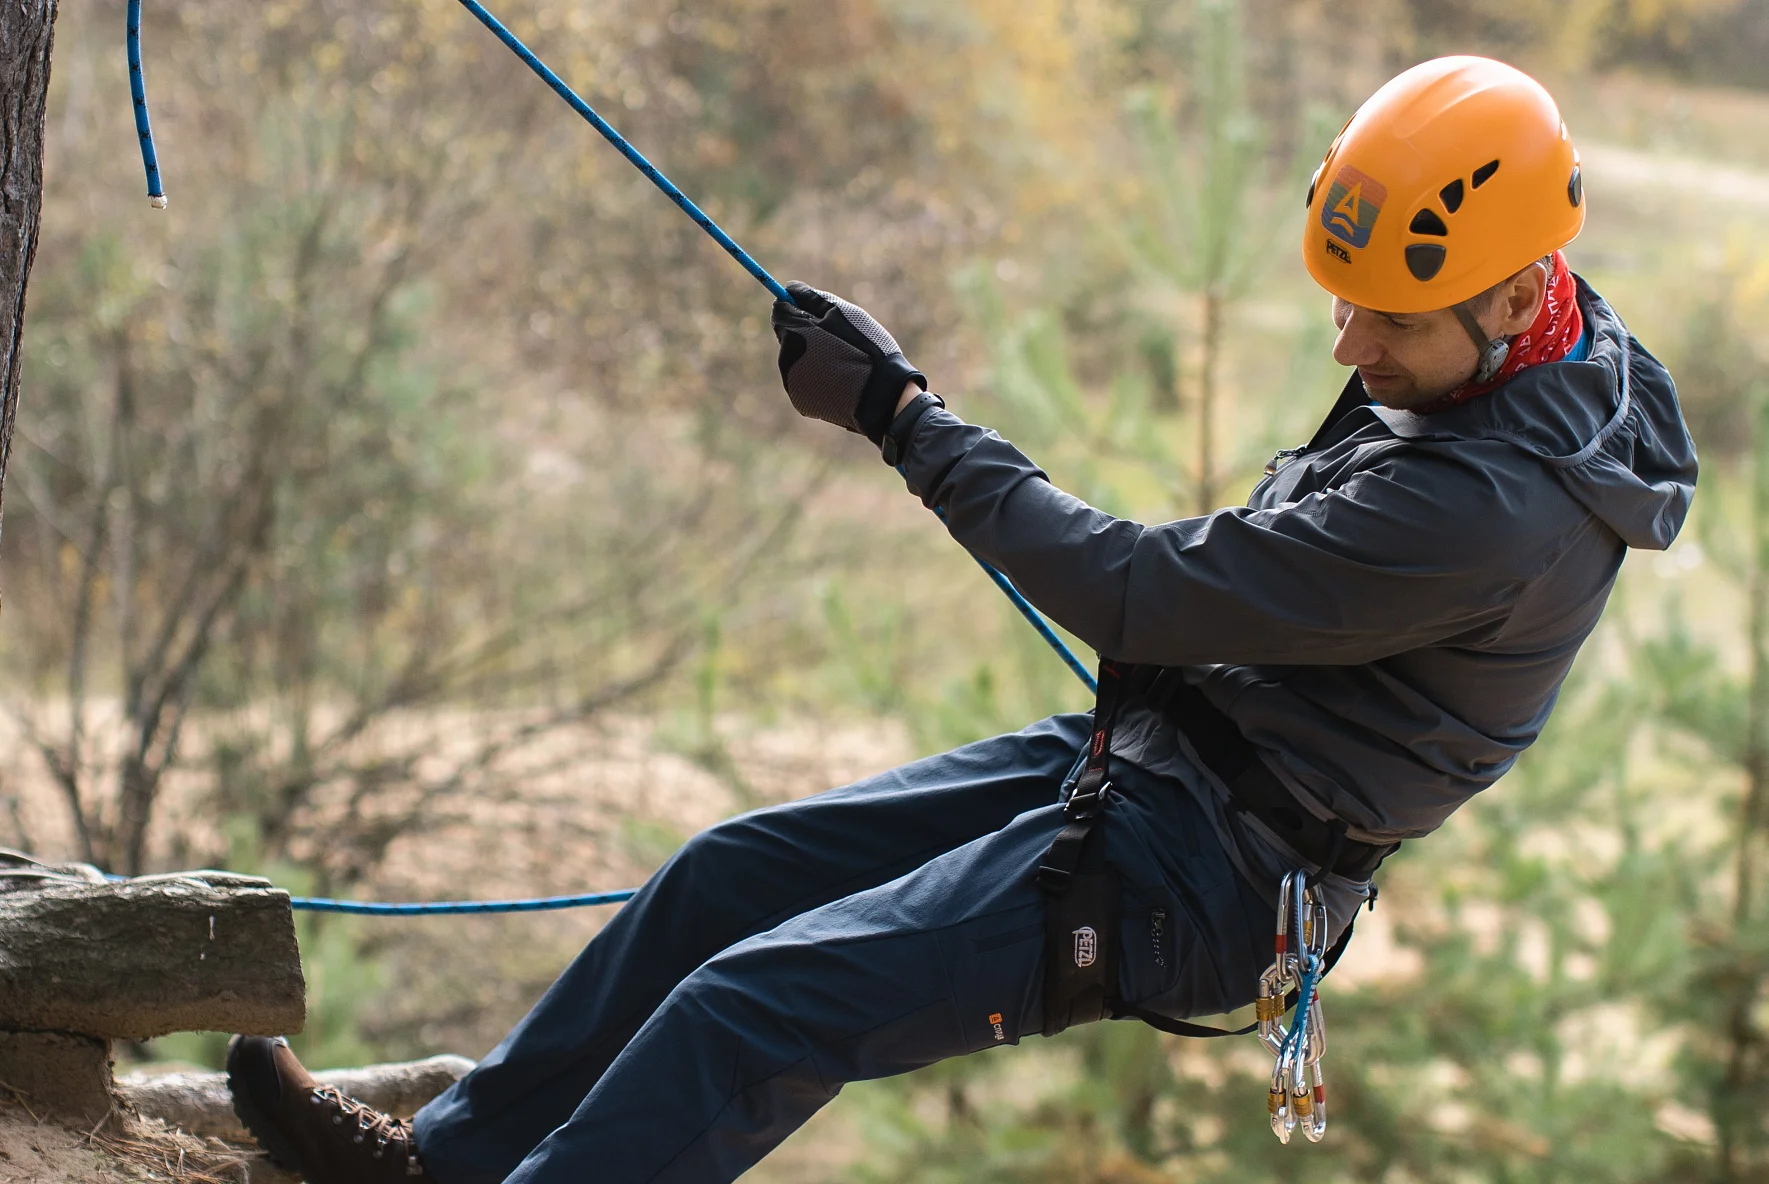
[1274,871,1296,965]
[1256,963,1292,1057]
[1287,872,1311,974]
[1302,1060,1328,1143]
[1269,1061,1294,1143]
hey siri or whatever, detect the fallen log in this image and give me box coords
[0,866,305,1041]
[118,1054,477,1142]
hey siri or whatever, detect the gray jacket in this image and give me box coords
[899,281,1696,879]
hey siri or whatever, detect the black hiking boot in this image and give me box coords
[226,1035,436,1182]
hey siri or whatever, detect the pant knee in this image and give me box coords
[661,810,775,892]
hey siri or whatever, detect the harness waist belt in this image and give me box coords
[1152,675,1395,883]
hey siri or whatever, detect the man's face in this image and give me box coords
[1329,301,1487,409]
[1329,263,1549,410]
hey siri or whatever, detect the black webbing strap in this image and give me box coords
[1036,659,1129,1036]
[1157,676,1396,882]
[1035,659,1127,892]
[1039,861,1120,1037]
[1113,918,1359,1039]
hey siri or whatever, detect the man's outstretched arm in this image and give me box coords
[773,285,1547,670]
[896,402,1550,666]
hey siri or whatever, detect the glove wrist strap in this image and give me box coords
[880,390,945,466]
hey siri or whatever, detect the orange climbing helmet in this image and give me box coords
[1301,56,1585,313]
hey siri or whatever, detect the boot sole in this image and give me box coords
[225,1035,308,1177]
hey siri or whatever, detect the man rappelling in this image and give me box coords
[224,55,1696,1184]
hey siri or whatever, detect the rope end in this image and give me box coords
[149,194,168,210]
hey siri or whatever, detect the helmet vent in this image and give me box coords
[1409,209,1449,236]
[1305,164,1322,209]
[1405,244,1447,282]
[1567,165,1583,207]
[1472,160,1501,188]
[1439,179,1465,213]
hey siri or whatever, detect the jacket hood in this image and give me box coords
[1372,278,1698,550]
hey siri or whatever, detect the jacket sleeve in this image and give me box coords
[899,408,1540,666]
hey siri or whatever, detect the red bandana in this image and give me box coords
[1431,249,1583,411]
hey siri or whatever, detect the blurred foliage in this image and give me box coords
[1400,0,1768,85]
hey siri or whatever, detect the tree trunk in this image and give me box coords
[1195,290,1223,517]
[0,1,57,556]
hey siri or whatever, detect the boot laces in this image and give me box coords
[312,1086,426,1175]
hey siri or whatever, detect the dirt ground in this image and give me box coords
[0,1097,275,1184]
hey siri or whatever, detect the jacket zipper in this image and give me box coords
[1151,909,1167,969]
[1264,446,1307,476]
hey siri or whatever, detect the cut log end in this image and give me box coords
[0,871,304,1040]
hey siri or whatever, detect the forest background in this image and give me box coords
[6,0,1769,1180]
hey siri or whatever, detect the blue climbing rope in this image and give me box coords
[289,888,637,915]
[126,0,166,208]
[99,873,636,914]
[978,559,1096,692]
[451,0,788,304]
[1280,957,1321,1061]
[434,1,1101,694]
[122,0,1095,695]
[925,496,1092,693]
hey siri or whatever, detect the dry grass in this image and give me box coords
[0,1094,280,1184]
[92,1117,265,1184]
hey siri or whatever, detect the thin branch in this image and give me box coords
[7,702,97,864]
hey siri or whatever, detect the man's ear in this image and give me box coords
[1494,262,1549,335]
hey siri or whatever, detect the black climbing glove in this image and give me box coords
[771,282,926,445]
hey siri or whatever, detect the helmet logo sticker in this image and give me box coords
[1320,165,1387,249]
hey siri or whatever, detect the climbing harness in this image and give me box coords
[1032,659,1391,1141]
[121,0,1094,695]
[1257,871,1330,1143]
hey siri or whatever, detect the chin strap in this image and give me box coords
[1450,301,1510,384]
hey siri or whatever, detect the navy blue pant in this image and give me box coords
[413,714,1276,1183]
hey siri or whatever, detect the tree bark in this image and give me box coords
[0,0,56,552]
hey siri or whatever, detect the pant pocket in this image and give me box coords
[951,906,1046,1051]
[1116,886,1187,1008]
[1118,886,1259,1019]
